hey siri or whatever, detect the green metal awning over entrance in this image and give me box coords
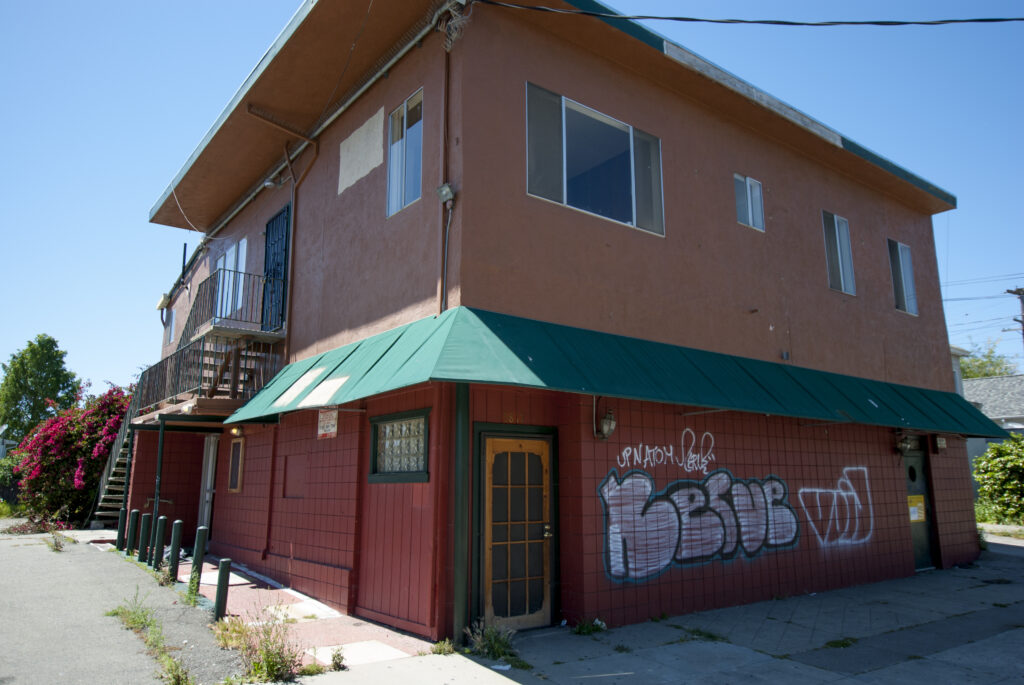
[225,307,1006,437]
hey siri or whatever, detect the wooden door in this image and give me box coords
[484,437,552,630]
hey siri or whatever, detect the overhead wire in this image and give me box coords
[472,0,1024,27]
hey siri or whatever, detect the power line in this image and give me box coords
[473,0,1024,27]
[942,272,1024,287]
[942,295,1014,302]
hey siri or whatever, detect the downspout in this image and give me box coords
[280,142,318,366]
[262,423,279,560]
[438,44,452,314]
[452,383,470,642]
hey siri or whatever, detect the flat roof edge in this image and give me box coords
[148,0,315,225]
[565,0,956,211]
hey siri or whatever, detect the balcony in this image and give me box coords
[136,269,286,412]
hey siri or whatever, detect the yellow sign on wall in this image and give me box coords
[908,495,926,522]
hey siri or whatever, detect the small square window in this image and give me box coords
[387,89,423,216]
[888,239,918,315]
[227,438,244,492]
[370,410,429,483]
[733,174,764,231]
[822,211,856,295]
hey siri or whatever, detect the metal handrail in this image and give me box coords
[177,269,282,349]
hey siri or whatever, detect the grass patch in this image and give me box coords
[687,628,727,642]
[824,637,858,649]
[503,655,532,670]
[297,663,326,676]
[613,644,632,653]
[432,638,455,655]
[0,500,24,518]
[571,618,607,635]
[465,619,517,660]
[650,612,668,622]
[108,588,197,685]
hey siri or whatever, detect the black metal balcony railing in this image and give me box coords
[136,334,281,410]
[179,269,283,348]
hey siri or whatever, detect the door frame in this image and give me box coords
[902,445,938,571]
[198,435,219,540]
[473,424,559,629]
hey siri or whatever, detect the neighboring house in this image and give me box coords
[98,0,1004,641]
[963,374,1024,486]
[950,345,970,396]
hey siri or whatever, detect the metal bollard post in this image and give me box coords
[168,520,183,582]
[126,510,140,557]
[138,513,152,563]
[188,526,209,598]
[151,516,168,570]
[214,558,232,620]
[116,508,127,550]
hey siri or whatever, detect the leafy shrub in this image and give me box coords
[974,434,1024,525]
[12,386,130,525]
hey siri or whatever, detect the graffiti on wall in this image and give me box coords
[599,468,800,581]
[615,428,717,475]
[797,467,873,547]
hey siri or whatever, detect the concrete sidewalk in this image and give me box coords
[2,521,1022,684]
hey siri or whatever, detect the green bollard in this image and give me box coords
[116,508,127,550]
[151,516,168,570]
[188,526,209,600]
[126,509,140,557]
[214,557,232,620]
[168,520,183,582]
[138,513,151,563]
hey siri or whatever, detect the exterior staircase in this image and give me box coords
[90,448,129,529]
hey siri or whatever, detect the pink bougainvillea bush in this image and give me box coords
[12,385,130,526]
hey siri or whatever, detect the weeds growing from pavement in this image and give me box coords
[464,619,531,669]
[213,606,303,682]
[570,618,607,635]
[431,638,455,655]
[107,587,197,685]
[331,647,346,671]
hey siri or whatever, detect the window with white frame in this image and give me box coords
[733,174,764,231]
[888,239,918,315]
[214,238,247,318]
[822,211,856,295]
[387,89,423,216]
[164,308,175,345]
[526,83,664,235]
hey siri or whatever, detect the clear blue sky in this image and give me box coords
[0,1,1021,392]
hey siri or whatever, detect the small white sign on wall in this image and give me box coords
[318,409,338,440]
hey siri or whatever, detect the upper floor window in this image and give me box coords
[214,238,247,318]
[164,308,175,345]
[526,82,664,236]
[733,174,764,231]
[387,89,423,216]
[888,239,918,315]
[822,211,856,295]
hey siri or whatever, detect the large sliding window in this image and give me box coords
[527,83,664,236]
[387,89,423,216]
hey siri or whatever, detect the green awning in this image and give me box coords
[225,307,1006,438]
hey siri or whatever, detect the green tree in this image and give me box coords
[960,340,1018,379]
[0,334,80,486]
[974,433,1024,525]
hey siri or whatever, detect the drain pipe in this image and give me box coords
[280,141,318,365]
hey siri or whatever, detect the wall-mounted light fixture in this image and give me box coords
[896,433,917,455]
[593,396,617,440]
[229,426,244,437]
[156,293,171,310]
[436,183,455,203]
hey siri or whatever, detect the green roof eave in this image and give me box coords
[225,307,1005,439]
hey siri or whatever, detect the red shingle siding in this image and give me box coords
[127,431,205,541]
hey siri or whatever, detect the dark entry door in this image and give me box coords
[484,437,552,630]
[904,450,935,570]
[262,206,290,331]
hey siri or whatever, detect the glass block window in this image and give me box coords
[370,410,429,483]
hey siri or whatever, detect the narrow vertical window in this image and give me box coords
[822,211,856,295]
[228,438,244,492]
[165,308,175,345]
[526,83,664,236]
[387,89,423,216]
[733,174,764,231]
[888,239,918,314]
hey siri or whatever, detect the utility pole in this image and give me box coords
[1007,287,1024,360]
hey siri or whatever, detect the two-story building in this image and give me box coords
[100,0,1005,641]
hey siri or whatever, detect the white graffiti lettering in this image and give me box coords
[797,467,873,547]
[614,428,718,474]
[600,469,800,581]
[681,428,716,474]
